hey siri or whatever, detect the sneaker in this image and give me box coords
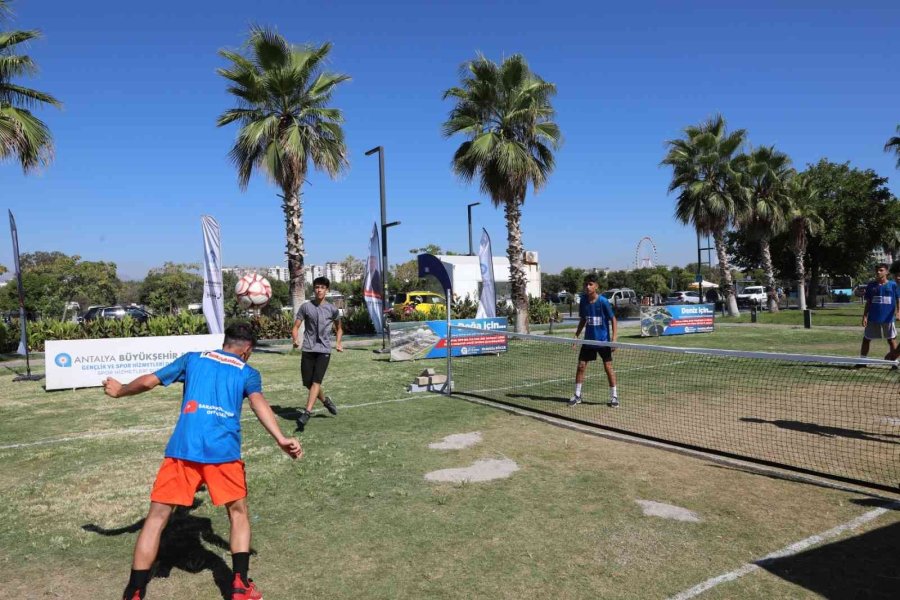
[296,410,311,432]
[567,394,582,407]
[322,396,338,415]
[123,589,144,600]
[608,396,619,408]
[232,574,262,600]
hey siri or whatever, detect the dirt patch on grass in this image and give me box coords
[635,499,702,522]
[424,458,519,483]
[428,432,482,450]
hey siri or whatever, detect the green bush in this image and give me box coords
[490,298,559,325]
[451,295,478,319]
[20,314,214,352]
[612,303,640,319]
[342,307,375,335]
[527,298,560,324]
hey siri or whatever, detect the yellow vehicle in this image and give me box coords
[391,291,446,315]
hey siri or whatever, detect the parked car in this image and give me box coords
[391,291,446,315]
[557,290,580,304]
[737,286,767,308]
[665,291,701,305]
[81,305,152,323]
[602,288,637,305]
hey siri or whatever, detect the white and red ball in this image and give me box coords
[235,273,272,309]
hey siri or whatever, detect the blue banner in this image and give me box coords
[390,318,508,361]
[641,304,715,336]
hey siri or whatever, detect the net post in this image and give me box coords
[443,287,452,395]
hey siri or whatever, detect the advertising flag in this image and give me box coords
[476,228,496,318]
[363,223,384,334]
[200,215,225,334]
[8,211,28,355]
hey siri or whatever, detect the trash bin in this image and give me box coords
[803,309,812,329]
[750,305,758,323]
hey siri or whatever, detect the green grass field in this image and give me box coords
[1,327,898,599]
[718,303,865,326]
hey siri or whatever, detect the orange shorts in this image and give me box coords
[150,458,247,506]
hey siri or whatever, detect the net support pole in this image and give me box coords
[443,287,452,395]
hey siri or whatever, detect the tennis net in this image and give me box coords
[448,326,900,494]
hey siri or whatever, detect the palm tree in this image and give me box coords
[0,0,61,172]
[217,27,349,308]
[735,146,793,312]
[442,54,561,333]
[662,115,746,317]
[786,174,823,311]
[885,125,900,169]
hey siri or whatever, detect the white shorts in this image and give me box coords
[864,321,897,340]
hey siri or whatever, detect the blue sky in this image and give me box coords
[3,0,898,280]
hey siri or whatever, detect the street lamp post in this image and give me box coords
[365,146,400,352]
[467,202,481,256]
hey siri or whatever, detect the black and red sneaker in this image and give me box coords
[232,574,262,600]
[123,588,145,600]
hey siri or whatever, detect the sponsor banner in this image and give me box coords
[640,304,715,337]
[200,215,225,334]
[45,334,224,390]
[363,222,384,335]
[476,228,496,319]
[390,318,508,361]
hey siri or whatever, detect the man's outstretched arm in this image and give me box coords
[103,374,161,398]
[248,392,303,459]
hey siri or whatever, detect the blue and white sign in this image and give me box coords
[641,304,715,336]
[390,317,508,361]
[45,334,224,390]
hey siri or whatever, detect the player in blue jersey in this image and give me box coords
[570,273,619,407]
[103,323,302,600]
[860,263,900,362]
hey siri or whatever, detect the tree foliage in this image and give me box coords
[443,53,561,332]
[0,251,120,318]
[139,262,202,315]
[0,0,61,172]
[217,27,350,308]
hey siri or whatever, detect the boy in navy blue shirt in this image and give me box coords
[570,274,619,407]
[860,263,900,361]
[103,323,302,600]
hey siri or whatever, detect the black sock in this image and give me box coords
[123,569,150,598]
[232,552,250,586]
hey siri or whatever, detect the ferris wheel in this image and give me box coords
[634,236,658,269]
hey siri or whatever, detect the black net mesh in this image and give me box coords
[449,326,900,494]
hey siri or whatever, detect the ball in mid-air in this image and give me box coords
[235,273,272,309]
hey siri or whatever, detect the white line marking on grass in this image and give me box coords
[467,359,691,395]
[0,426,173,450]
[666,504,898,600]
[0,394,439,451]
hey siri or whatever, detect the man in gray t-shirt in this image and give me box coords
[291,276,343,431]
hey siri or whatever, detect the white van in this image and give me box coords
[602,288,637,305]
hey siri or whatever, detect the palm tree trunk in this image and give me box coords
[713,229,739,317]
[807,262,819,309]
[504,200,529,333]
[795,245,807,311]
[283,186,306,311]
[760,238,779,313]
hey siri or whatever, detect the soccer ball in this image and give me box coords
[235,273,272,309]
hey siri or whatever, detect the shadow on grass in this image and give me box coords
[740,417,900,444]
[506,392,604,406]
[759,520,900,599]
[82,497,249,599]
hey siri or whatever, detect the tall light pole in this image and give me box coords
[365,146,400,352]
[467,201,481,256]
